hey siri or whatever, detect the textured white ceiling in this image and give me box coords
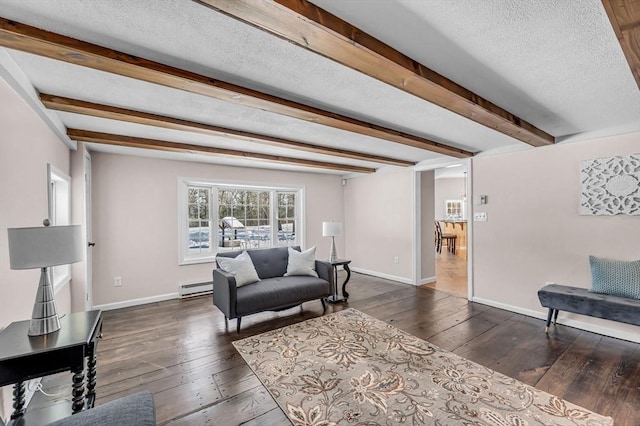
[0,0,638,174]
[313,0,640,138]
[5,51,436,163]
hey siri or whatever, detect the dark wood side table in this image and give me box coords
[326,259,352,303]
[0,310,102,424]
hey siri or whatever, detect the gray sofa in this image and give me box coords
[213,246,332,332]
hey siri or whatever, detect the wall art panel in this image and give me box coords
[579,154,640,215]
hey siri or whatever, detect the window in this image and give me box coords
[48,164,71,289]
[218,189,271,250]
[187,186,212,258]
[276,192,296,246]
[445,199,463,220]
[179,178,303,265]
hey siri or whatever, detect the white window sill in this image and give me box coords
[179,256,216,266]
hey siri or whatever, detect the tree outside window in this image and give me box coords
[277,192,296,246]
[187,187,211,256]
[218,189,271,249]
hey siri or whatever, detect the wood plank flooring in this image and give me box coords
[28,272,640,425]
[425,250,467,297]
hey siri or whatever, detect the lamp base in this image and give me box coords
[29,315,61,336]
[28,267,61,336]
[329,236,338,263]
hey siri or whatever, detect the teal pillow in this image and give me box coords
[589,256,640,300]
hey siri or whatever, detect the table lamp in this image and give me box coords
[8,220,83,336]
[322,221,342,262]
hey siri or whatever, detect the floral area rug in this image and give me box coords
[232,309,613,426]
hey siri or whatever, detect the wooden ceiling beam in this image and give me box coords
[41,93,415,167]
[196,0,555,148]
[602,0,640,89]
[66,129,376,174]
[0,17,472,158]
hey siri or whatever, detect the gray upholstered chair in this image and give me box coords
[46,392,155,426]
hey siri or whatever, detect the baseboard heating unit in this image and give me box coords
[179,281,213,298]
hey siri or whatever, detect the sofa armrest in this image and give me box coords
[46,392,155,426]
[213,268,238,319]
[315,260,333,287]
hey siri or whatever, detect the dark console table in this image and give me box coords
[0,310,102,424]
[326,259,352,303]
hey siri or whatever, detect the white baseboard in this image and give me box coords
[472,296,640,344]
[420,276,436,285]
[349,266,414,285]
[92,292,179,311]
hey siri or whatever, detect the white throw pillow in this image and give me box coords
[285,246,318,277]
[216,251,260,287]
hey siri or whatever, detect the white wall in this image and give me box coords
[91,153,344,306]
[434,177,466,220]
[0,77,71,420]
[344,168,414,283]
[420,171,436,283]
[472,132,640,341]
[0,78,72,326]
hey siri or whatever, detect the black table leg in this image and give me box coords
[71,366,85,413]
[86,352,97,408]
[342,264,351,299]
[10,381,26,420]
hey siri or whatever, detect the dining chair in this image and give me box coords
[435,221,457,254]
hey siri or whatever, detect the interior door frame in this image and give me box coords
[84,151,93,310]
[413,158,473,300]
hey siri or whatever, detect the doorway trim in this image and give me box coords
[413,158,473,300]
[84,150,93,310]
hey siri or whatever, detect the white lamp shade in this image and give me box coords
[8,225,83,269]
[322,221,342,237]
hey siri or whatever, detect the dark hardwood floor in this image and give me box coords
[28,272,640,425]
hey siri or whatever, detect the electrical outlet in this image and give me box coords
[114,276,122,287]
[474,212,487,222]
[393,256,399,264]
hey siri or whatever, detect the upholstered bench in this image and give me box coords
[537,284,640,332]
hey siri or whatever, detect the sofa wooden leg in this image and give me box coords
[545,308,554,333]
[236,317,242,333]
[553,309,559,325]
[321,298,327,313]
[224,316,228,331]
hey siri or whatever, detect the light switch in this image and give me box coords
[474,212,487,221]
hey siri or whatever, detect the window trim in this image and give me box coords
[178,177,305,265]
